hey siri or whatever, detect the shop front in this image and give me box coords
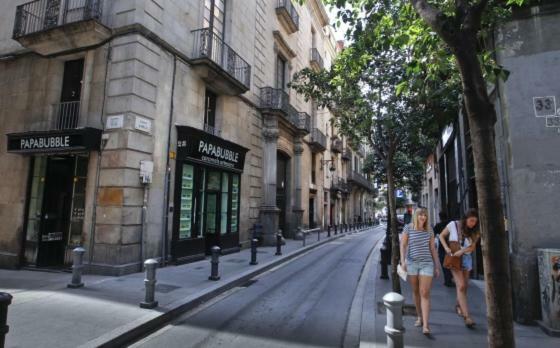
[172,126,248,263]
[6,128,101,267]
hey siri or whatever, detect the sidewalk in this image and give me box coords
[0,227,373,348]
[366,260,560,347]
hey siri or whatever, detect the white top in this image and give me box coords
[446,221,472,254]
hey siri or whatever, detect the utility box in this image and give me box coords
[537,248,560,336]
[139,160,154,184]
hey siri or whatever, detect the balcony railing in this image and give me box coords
[259,87,309,133]
[259,87,290,114]
[331,177,350,194]
[53,101,81,129]
[309,128,327,152]
[310,48,324,70]
[204,123,222,137]
[342,147,352,161]
[347,171,375,191]
[13,0,104,38]
[192,28,251,90]
[276,0,299,33]
[331,138,343,153]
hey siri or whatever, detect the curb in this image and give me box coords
[82,227,377,348]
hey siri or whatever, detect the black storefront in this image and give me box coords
[6,128,102,267]
[171,126,248,263]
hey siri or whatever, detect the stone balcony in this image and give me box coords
[308,128,327,152]
[259,87,310,135]
[12,0,110,56]
[310,48,324,71]
[276,0,299,34]
[342,147,352,161]
[331,137,343,153]
[347,171,375,192]
[191,28,251,95]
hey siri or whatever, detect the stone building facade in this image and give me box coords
[0,0,375,275]
[420,1,560,325]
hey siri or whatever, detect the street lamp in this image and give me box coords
[320,158,336,172]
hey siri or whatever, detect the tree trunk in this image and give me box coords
[454,43,515,348]
[385,155,401,294]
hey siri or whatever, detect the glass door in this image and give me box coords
[204,170,221,253]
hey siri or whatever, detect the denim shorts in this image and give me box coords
[407,260,434,277]
[462,254,473,271]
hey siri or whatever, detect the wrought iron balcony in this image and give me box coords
[191,28,251,95]
[342,147,352,161]
[13,0,109,55]
[22,100,101,132]
[331,137,343,153]
[330,177,350,194]
[259,87,309,134]
[310,48,324,71]
[347,171,375,192]
[309,128,327,152]
[276,0,299,34]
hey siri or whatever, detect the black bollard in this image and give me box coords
[276,233,282,255]
[317,228,320,241]
[327,225,331,237]
[0,292,12,348]
[334,224,338,235]
[250,238,258,265]
[209,246,221,281]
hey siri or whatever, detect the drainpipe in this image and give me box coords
[88,42,111,265]
[161,55,178,265]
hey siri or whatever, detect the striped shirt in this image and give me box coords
[403,224,434,262]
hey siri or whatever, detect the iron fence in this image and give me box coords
[276,0,299,30]
[13,0,104,38]
[192,28,251,89]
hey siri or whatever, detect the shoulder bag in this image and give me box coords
[443,222,462,270]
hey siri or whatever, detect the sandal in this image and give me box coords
[455,304,464,317]
[422,327,431,336]
[464,317,476,329]
[414,317,423,327]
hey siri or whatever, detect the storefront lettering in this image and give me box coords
[198,140,239,163]
[20,136,70,150]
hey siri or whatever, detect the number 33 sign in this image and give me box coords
[533,96,557,117]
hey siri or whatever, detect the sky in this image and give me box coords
[328,6,349,42]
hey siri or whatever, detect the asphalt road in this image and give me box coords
[130,227,385,348]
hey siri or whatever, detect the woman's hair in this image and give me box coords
[412,207,429,231]
[461,208,480,239]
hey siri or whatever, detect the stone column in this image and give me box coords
[260,114,280,246]
[293,135,304,239]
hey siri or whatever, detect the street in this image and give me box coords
[130,227,385,348]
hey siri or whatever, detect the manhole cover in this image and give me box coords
[155,283,181,293]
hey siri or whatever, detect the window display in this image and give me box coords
[179,164,194,239]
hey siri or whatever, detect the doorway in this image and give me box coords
[309,198,315,228]
[36,156,74,266]
[276,152,289,233]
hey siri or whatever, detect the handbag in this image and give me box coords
[397,263,407,281]
[443,222,463,270]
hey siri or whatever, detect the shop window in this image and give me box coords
[179,164,194,239]
[231,174,239,233]
[220,173,229,235]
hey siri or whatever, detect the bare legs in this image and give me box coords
[409,274,434,332]
[452,269,474,326]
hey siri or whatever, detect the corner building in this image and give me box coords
[0,0,375,275]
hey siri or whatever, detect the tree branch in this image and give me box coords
[410,0,457,46]
[465,0,489,33]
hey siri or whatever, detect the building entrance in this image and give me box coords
[25,155,89,267]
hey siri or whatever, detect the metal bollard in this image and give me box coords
[209,246,221,281]
[327,225,331,237]
[317,228,321,241]
[383,292,405,348]
[303,231,307,247]
[276,233,283,255]
[140,259,158,309]
[67,246,85,288]
[250,238,258,265]
[334,224,338,235]
[0,292,12,348]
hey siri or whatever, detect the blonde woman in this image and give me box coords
[400,207,441,335]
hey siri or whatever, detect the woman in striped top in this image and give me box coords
[400,207,441,335]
